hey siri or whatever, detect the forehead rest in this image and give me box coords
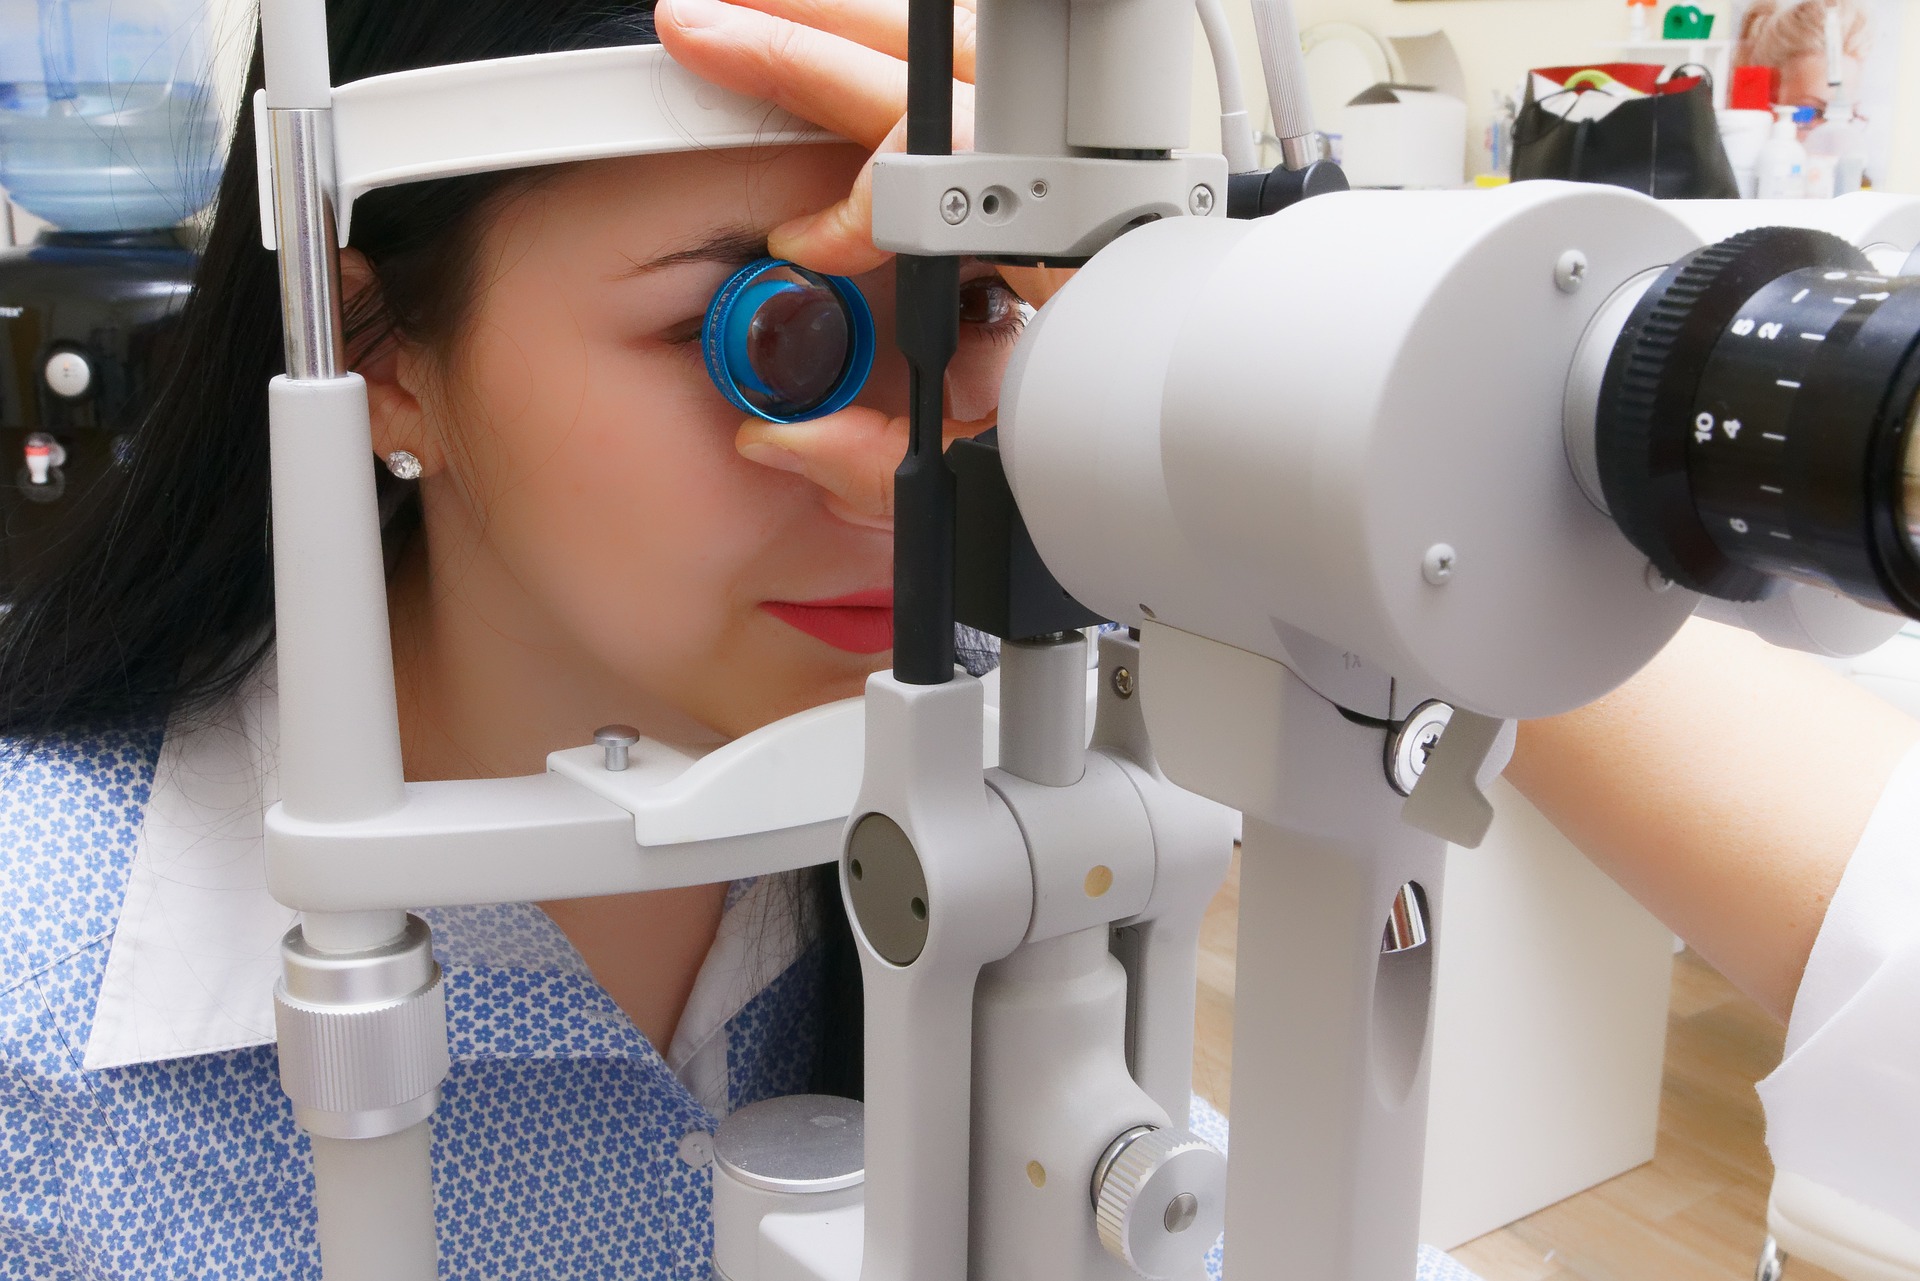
[255,43,834,248]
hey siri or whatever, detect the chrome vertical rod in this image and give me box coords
[268,107,345,381]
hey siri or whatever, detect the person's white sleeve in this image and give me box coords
[1756,739,1920,1233]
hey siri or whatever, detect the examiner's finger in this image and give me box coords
[737,406,995,528]
[658,0,908,151]
[768,117,900,275]
[769,97,972,276]
[716,0,978,82]
[768,161,890,277]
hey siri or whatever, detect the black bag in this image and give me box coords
[1512,64,1739,200]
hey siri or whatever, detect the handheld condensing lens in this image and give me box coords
[704,258,876,423]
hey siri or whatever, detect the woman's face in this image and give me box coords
[396,144,1022,741]
[1775,49,1862,121]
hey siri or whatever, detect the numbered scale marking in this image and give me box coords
[1688,267,1905,591]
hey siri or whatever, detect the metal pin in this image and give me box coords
[594,724,641,772]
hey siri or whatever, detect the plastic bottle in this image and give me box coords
[1757,106,1808,200]
[1626,0,1657,42]
[1806,101,1869,198]
[1483,90,1516,178]
[1717,109,1774,199]
[1801,2,1869,197]
[0,0,222,231]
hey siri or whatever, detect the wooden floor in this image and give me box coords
[1193,849,1843,1281]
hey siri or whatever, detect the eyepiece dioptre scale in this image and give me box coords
[1596,226,1920,619]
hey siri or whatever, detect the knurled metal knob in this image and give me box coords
[1091,1126,1228,1278]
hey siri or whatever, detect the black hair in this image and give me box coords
[0,0,861,1098]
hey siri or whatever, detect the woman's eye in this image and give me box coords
[959,277,1028,344]
[662,316,705,348]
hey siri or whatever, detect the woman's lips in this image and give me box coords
[760,589,894,654]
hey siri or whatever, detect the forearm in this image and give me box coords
[1504,616,1920,1022]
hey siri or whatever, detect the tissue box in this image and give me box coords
[1337,84,1467,189]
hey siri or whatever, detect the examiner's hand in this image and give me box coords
[656,0,973,277]
[655,0,1071,303]
[657,0,1070,529]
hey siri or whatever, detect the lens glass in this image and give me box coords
[743,274,851,417]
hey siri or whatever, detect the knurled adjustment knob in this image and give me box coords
[1596,226,1868,599]
[1091,1126,1228,1279]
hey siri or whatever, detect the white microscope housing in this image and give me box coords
[1001,184,1920,724]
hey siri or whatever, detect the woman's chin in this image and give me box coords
[687,646,888,740]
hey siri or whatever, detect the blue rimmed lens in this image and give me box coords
[702,258,876,423]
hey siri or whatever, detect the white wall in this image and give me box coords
[1190,0,1920,193]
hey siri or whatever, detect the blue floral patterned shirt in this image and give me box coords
[0,713,1481,1280]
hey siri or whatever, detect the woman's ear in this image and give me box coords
[340,248,441,476]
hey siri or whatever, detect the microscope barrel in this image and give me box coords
[1001,182,1702,721]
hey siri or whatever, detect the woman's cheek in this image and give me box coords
[947,338,1017,424]
[478,347,771,651]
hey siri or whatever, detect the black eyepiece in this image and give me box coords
[1596,226,1920,618]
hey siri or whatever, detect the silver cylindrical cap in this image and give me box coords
[275,915,451,1140]
[1093,1126,1228,1278]
[714,1095,865,1195]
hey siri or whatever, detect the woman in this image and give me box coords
[1735,0,1869,123]
[0,0,1495,1276]
[0,0,1026,1273]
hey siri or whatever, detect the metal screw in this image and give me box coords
[594,723,640,771]
[941,188,970,225]
[1644,562,1674,592]
[1164,1192,1200,1233]
[1189,184,1216,216]
[1030,179,1049,199]
[1111,666,1136,699]
[1555,250,1589,294]
[1421,543,1457,586]
[1387,700,1454,796]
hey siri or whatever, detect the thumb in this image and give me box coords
[770,87,976,278]
[737,405,996,529]
[768,161,890,278]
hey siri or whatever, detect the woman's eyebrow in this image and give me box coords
[613,227,769,279]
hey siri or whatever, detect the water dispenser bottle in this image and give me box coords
[0,0,222,232]
[0,0,216,598]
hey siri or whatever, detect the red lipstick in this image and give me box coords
[761,588,894,654]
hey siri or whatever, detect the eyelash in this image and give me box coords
[959,277,1029,347]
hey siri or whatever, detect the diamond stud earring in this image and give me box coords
[385,450,423,481]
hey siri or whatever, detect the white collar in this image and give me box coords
[83,674,797,1087]
[84,674,293,1069]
